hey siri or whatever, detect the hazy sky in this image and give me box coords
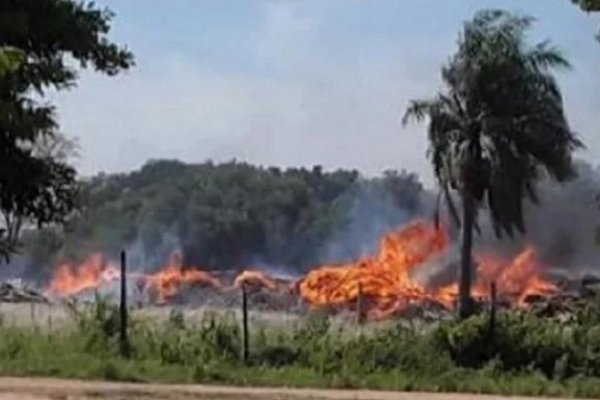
[51,0,599,186]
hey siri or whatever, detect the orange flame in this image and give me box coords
[47,253,119,296]
[234,270,278,290]
[142,252,221,304]
[45,219,559,320]
[298,220,450,319]
[298,221,557,319]
[476,245,558,305]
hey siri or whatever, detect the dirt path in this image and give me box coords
[0,377,587,400]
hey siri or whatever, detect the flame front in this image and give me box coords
[298,220,450,319]
[234,270,278,290]
[48,253,119,296]
[45,219,559,320]
[141,252,221,304]
[476,246,558,305]
[297,221,557,319]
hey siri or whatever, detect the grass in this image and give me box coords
[4,299,600,398]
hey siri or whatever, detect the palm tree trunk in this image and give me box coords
[458,193,475,320]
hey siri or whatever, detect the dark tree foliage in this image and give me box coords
[573,0,600,11]
[404,10,581,319]
[572,0,600,40]
[20,160,427,275]
[0,0,134,261]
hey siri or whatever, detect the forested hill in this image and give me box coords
[18,160,431,278]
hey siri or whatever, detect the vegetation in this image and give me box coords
[572,0,600,40]
[0,47,22,76]
[573,0,600,10]
[403,10,582,319]
[3,300,600,397]
[17,161,427,278]
[0,0,134,262]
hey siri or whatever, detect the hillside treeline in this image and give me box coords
[18,160,429,277]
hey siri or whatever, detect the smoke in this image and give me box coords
[319,179,432,264]
[123,230,181,273]
[317,159,600,285]
[5,160,599,289]
[475,160,600,272]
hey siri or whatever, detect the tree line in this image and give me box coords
[16,160,428,278]
[0,2,597,321]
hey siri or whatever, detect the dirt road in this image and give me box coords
[0,377,588,400]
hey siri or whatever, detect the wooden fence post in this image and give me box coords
[357,282,364,325]
[488,281,497,343]
[241,284,249,364]
[47,303,52,331]
[30,302,35,326]
[119,250,129,358]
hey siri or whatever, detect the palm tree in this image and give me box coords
[403,10,582,319]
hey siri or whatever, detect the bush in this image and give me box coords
[6,301,600,397]
[432,312,574,378]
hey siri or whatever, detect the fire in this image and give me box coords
[46,251,221,303]
[47,253,119,296]
[234,270,278,290]
[435,246,558,309]
[298,220,450,319]
[142,252,221,304]
[476,246,558,305]
[44,219,559,321]
[297,221,557,319]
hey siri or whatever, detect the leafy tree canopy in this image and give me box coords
[17,160,428,276]
[572,0,600,40]
[573,0,600,11]
[0,0,134,262]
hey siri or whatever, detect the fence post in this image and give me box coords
[488,281,497,343]
[119,250,129,358]
[241,284,249,364]
[30,302,35,326]
[356,282,364,325]
[47,303,52,331]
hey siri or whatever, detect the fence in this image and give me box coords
[0,250,501,365]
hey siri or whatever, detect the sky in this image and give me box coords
[51,0,600,186]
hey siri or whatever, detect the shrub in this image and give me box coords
[432,312,574,378]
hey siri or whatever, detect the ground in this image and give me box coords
[0,378,588,400]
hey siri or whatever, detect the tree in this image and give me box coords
[572,0,600,40]
[403,10,582,319]
[0,0,134,261]
[572,0,600,11]
[0,47,22,76]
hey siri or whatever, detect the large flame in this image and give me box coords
[298,220,449,319]
[297,221,557,319]
[47,253,120,296]
[234,270,278,290]
[141,252,221,304]
[46,251,221,303]
[476,246,558,305]
[45,219,558,320]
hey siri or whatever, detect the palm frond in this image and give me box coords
[402,99,437,125]
[526,41,571,71]
[405,9,580,239]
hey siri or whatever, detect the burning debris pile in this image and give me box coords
[0,281,48,303]
[40,220,596,320]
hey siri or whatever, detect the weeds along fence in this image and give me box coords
[0,249,504,365]
[2,251,600,388]
[1,285,600,387]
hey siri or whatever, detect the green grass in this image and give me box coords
[4,300,600,398]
